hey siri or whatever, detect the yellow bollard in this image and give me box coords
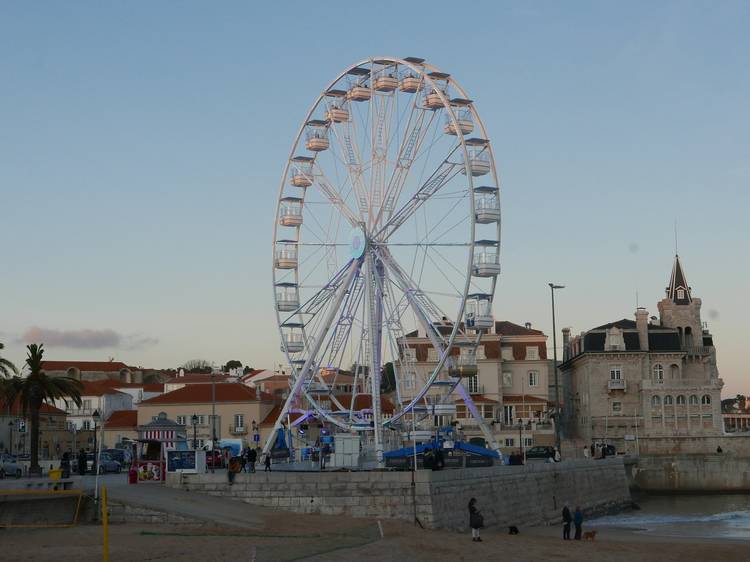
[102,485,109,562]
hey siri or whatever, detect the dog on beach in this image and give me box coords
[582,530,597,541]
[508,526,519,535]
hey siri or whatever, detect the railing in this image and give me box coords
[466,383,484,395]
[608,379,626,391]
[683,346,711,356]
[66,408,93,416]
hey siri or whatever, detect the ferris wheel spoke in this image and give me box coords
[312,164,360,228]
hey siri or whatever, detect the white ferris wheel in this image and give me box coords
[266,56,502,466]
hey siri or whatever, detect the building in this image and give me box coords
[1,399,70,459]
[400,320,555,451]
[560,255,724,454]
[42,360,143,383]
[51,380,133,432]
[162,372,235,394]
[137,383,276,448]
[722,395,750,433]
[102,410,139,449]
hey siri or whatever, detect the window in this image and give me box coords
[467,375,480,393]
[651,395,661,407]
[475,345,486,360]
[176,415,186,426]
[528,371,539,387]
[502,372,513,387]
[670,364,680,379]
[524,437,533,447]
[234,414,245,428]
[427,348,439,362]
[676,395,686,405]
[605,328,625,351]
[689,395,699,405]
[677,289,685,300]
[503,405,515,425]
[197,414,207,425]
[403,348,417,362]
[701,395,711,405]
[401,371,416,390]
[501,347,514,361]
[664,395,674,405]
[456,405,467,418]
[505,438,515,447]
[609,365,622,380]
[82,420,91,430]
[653,364,664,383]
[612,401,622,414]
[483,405,494,419]
[525,346,539,360]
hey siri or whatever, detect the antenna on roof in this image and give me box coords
[674,219,678,256]
[636,290,639,308]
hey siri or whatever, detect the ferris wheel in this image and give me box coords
[266,56,502,465]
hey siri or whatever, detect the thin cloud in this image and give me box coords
[18,327,158,350]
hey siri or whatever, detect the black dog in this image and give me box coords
[508,526,519,535]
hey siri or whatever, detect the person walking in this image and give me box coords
[247,447,257,473]
[468,497,483,542]
[240,448,248,473]
[562,503,572,540]
[77,449,87,476]
[264,453,272,472]
[583,445,590,459]
[574,506,583,540]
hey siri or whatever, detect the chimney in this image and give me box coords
[635,307,649,351]
[562,327,571,361]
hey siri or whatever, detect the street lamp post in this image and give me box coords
[191,414,198,450]
[8,421,13,456]
[211,369,217,473]
[518,418,524,462]
[549,283,565,455]
[92,409,102,511]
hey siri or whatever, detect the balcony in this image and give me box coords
[66,408,93,416]
[466,384,485,395]
[608,379,626,392]
[683,346,712,357]
[229,425,248,435]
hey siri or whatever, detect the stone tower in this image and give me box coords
[657,255,703,349]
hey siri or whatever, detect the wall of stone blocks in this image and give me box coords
[168,458,631,530]
[633,455,750,491]
[638,435,750,456]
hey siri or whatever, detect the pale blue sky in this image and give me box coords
[1,2,748,394]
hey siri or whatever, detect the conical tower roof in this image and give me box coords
[666,254,692,304]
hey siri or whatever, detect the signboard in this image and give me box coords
[624,435,636,441]
[167,450,206,474]
[253,433,260,443]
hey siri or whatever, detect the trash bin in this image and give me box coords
[48,468,63,480]
[128,466,138,485]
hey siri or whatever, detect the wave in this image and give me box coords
[592,510,750,528]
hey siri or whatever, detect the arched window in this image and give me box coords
[664,395,674,405]
[689,395,699,405]
[676,395,686,405]
[653,364,664,383]
[670,364,680,379]
[685,327,694,348]
[701,395,711,405]
[651,395,661,407]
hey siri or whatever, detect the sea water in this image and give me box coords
[590,494,750,540]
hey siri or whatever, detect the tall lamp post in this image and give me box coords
[8,420,14,456]
[549,283,565,455]
[92,409,102,510]
[191,414,198,449]
[211,369,217,473]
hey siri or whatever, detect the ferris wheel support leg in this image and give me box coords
[366,251,385,468]
[454,383,502,459]
[262,258,361,460]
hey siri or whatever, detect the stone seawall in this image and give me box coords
[168,458,631,530]
[633,454,750,492]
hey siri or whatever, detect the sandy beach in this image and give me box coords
[2,514,748,562]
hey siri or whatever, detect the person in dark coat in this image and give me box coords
[247,447,257,473]
[77,449,87,476]
[574,506,583,540]
[468,497,483,542]
[562,503,572,540]
[264,453,272,472]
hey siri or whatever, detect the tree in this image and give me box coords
[0,342,18,378]
[223,360,243,372]
[380,362,396,394]
[180,359,213,374]
[1,344,82,475]
[242,366,256,375]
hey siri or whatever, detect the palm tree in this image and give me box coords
[2,344,83,475]
[0,342,18,378]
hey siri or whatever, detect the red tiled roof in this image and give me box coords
[78,380,129,397]
[41,361,131,372]
[141,383,275,405]
[164,374,234,384]
[494,321,544,336]
[455,394,498,404]
[0,399,66,416]
[501,394,550,404]
[104,410,137,429]
[142,383,164,393]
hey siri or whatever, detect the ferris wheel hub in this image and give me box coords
[349,227,367,260]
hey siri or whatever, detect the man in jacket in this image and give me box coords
[574,506,584,540]
[562,503,572,540]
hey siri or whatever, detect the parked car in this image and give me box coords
[0,453,22,479]
[72,452,122,474]
[103,448,132,467]
[206,450,224,468]
[525,446,556,461]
